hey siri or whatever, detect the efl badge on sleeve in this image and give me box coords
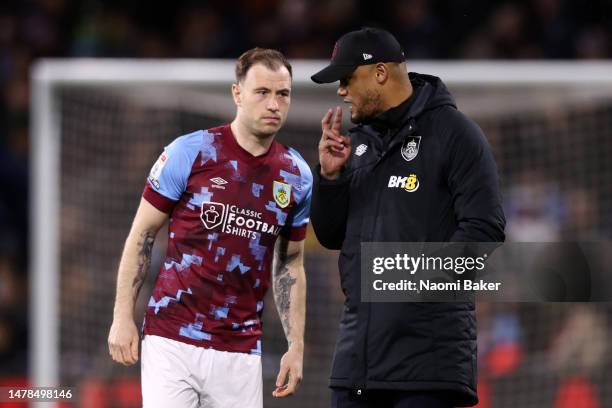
[273,181,291,208]
[401,136,421,162]
[148,151,169,189]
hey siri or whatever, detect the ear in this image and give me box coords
[374,63,389,85]
[231,83,241,107]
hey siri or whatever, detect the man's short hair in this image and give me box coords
[235,48,292,83]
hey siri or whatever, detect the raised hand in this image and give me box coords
[319,106,351,180]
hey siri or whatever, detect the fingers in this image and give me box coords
[321,107,343,137]
[120,337,138,365]
[273,358,302,398]
[331,106,342,132]
[320,132,345,146]
[130,336,140,363]
[272,363,291,398]
[320,109,348,151]
[110,344,127,365]
[275,364,289,389]
[342,133,352,150]
[321,108,333,131]
[272,384,288,398]
[118,345,132,365]
[111,342,129,365]
[272,370,301,398]
[286,369,301,394]
[319,137,346,153]
[273,384,291,398]
[108,342,118,362]
[108,336,138,365]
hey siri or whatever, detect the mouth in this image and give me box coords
[262,117,281,124]
[344,100,354,113]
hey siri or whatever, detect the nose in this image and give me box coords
[337,85,347,97]
[267,95,280,112]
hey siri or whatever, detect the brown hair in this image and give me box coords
[235,47,292,83]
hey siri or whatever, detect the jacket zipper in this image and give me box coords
[359,122,414,391]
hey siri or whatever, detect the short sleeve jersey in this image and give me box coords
[141,124,312,355]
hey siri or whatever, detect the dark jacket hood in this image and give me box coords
[410,72,457,113]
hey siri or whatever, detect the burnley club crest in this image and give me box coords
[401,136,421,162]
[273,181,291,208]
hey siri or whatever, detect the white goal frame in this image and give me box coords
[30,59,612,403]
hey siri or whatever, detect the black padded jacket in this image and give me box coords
[311,73,506,407]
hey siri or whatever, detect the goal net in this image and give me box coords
[31,60,612,407]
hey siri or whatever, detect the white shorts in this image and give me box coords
[141,335,262,408]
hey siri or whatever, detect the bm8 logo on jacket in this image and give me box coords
[388,174,420,192]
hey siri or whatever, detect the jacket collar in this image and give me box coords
[367,91,415,132]
[353,76,431,136]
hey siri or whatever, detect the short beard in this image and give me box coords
[250,121,280,140]
[252,128,276,139]
[351,89,383,123]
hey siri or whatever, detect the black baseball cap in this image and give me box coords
[311,27,405,84]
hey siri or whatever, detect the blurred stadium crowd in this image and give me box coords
[1,0,612,406]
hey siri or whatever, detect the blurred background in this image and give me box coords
[2,0,612,407]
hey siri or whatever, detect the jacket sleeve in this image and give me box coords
[446,115,506,242]
[310,164,351,250]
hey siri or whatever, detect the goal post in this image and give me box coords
[31,60,612,407]
[30,64,61,394]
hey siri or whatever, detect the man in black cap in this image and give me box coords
[310,27,506,407]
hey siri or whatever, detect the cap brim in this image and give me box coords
[311,64,356,84]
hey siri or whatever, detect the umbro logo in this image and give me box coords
[210,177,228,189]
[363,53,373,60]
[355,144,368,156]
[211,177,227,185]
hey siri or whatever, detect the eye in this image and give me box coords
[257,90,268,95]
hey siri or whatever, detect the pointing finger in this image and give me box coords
[331,106,342,132]
[321,109,333,131]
